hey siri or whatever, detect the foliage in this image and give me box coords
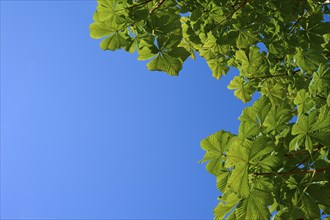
[90,0,330,219]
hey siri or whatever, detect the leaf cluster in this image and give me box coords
[90,0,330,219]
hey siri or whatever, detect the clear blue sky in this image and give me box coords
[1,1,249,219]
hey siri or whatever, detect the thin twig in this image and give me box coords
[115,0,154,12]
[209,0,250,32]
[288,0,307,35]
[149,0,166,14]
[285,144,324,158]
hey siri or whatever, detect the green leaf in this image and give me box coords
[294,89,313,115]
[235,46,267,76]
[290,111,318,151]
[227,164,250,198]
[96,0,125,23]
[260,81,286,104]
[309,63,330,97]
[251,96,271,126]
[206,159,225,176]
[239,108,259,126]
[200,130,234,162]
[228,76,255,103]
[293,48,327,72]
[225,137,277,198]
[137,46,158,60]
[307,184,330,210]
[146,53,182,76]
[100,32,129,50]
[300,193,320,219]
[236,189,271,220]
[214,194,240,220]
[264,102,292,133]
[207,57,229,80]
[226,141,249,168]
[216,171,230,192]
[90,22,115,39]
[238,121,260,139]
[236,30,258,49]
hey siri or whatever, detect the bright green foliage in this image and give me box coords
[90,0,330,219]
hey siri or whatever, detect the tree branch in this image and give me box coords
[149,0,166,14]
[252,166,330,176]
[247,69,300,80]
[287,144,323,173]
[254,144,326,177]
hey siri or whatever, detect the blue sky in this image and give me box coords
[1,1,247,219]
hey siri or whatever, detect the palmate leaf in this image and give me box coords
[225,142,250,198]
[301,13,330,46]
[137,36,158,60]
[293,48,327,72]
[216,171,230,192]
[100,32,129,50]
[200,32,229,60]
[238,107,260,139]
[205,158,226,176]
[235,46,267,76]
[311,106,330,145]
[300,193,320,219]
[90,8,129,51]
[144,36,190,76]
[201,130,234,162]
[264,102,292,134]
[307,184,330,212]
[225,137,277,198]
[226,140,250,167]
[207,57,229,80]
[251,96,271,126]
[238,121,260,139]
[200,130,234,176]
[235,189,272,220]
[294,89,313,115]
[238,97,272,138]
[312,106,330,132]
[96,0,126,24]
[309,63,330,97]
[290,110,321,151]
[227,76,255,103]
[214,193,240,220]
[146,53,182,76]
[236,29,258,49]
[90,22,115,39]
[260,81,286,104]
